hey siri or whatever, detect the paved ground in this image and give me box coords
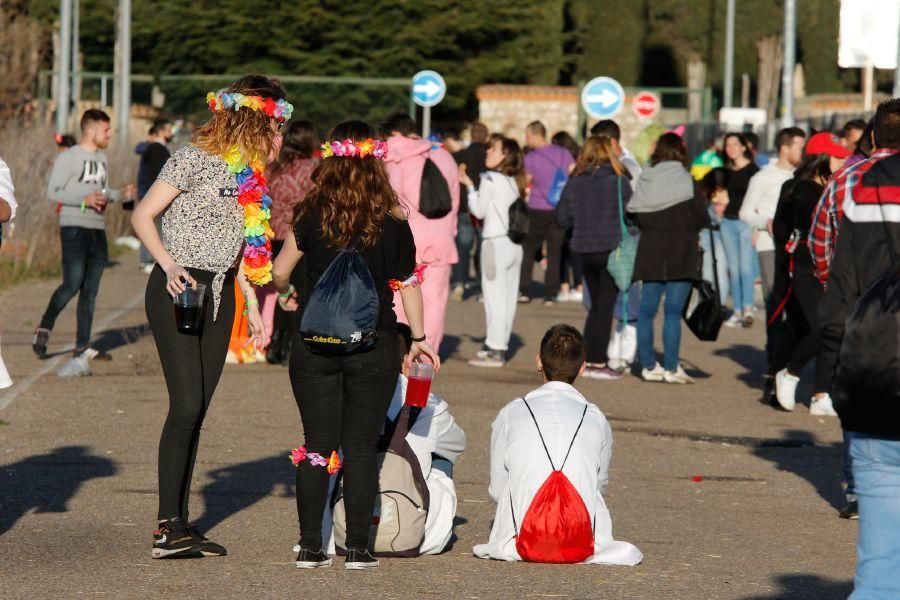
[0,253,855,599]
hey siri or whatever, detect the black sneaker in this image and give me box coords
[185,522,227,556]
[32,328,50,358]
[839,500,859,520]
[295,547,332,569]
[151,518,201,559]
[345,547,379,570]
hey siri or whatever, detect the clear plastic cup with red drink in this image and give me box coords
[405,362,435,408]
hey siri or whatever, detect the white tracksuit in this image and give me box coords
[467,172,523,352]
[473,381,643,565]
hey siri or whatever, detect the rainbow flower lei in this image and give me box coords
[222,149,274,285]
[206,91,294,122]
[321,138,388,160]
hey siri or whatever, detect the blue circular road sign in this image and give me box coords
[581,76,625,119]
[412,70,446,107]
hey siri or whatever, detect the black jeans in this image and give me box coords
[580,251,618,364]
[146,266,234,521]
[561,229,583,289]
[290,331,400,550]
[40,227,108,349]
[519,209,565,298]
[452,213,481,287]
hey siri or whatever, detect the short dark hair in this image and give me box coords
[775,126,805,150]
[382,112,418,137]
[650,132,688,167]
[470,121,489,144]
[526,121,546,139]
[589,119,621,141]
[874,99,900,150]
[396,323,413,362]
[841,119,867,139]
[539,324,585,384]
[149,117,171,136]
[80,109,110,131]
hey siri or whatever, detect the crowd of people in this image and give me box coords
[1,73,897,595]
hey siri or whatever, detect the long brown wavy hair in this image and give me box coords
[295,120,402,249]
[193,74,287,165]
[491,137,527,198]
[573,135,625,176]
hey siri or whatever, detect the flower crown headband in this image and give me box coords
[206,91,294,122]
[321,138,388,160]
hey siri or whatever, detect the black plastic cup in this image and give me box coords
[173,282,206,333]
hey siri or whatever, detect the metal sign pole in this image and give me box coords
[116,0,131,147]
[782,0,796,126]
[56,0,72,134]
[723,0,735,108]
[422,105,431,139]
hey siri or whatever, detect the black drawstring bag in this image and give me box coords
[683,228,728,341]
[300,245,379,355]
[419,157,452,219]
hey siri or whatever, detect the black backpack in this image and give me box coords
[488,173,528,244]
[299,244,379,355]
[419,156,453,219]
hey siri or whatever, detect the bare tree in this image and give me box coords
[756,34,783,120]
[0,7,47,119]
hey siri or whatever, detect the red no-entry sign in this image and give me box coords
[632,91,661,119]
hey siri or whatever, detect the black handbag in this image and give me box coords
[683,228,728,341]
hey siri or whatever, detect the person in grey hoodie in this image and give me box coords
[629,133,709,384]
[33,110,135,359]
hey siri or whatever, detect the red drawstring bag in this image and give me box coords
[512,401,594,564]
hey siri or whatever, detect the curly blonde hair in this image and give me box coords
[193,74,287,165]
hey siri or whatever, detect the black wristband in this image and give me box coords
[411,334,427,343]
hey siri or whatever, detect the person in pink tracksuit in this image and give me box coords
[382,113,460,353]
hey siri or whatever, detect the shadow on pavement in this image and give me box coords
[753,429,846,510]
[713,343,767,389]
[91,324,151,355]
[0,446,117,535]
[741,573,853,599]
[194,454,294,533]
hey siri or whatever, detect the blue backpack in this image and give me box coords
[535,150,569,208]
[300,245,380,355]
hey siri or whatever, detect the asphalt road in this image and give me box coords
[0,254,855,599]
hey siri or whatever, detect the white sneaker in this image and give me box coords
[775,368,799,411]
[450,284,464,302]
[568,289,583,302]
[664,365,695,384]
[810,394,838,417]
[723,313,743,328]
[742,308,755,327]
[554,290,571,302]
[641,363,666,382]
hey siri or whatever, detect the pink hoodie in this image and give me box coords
[385,135,460,266]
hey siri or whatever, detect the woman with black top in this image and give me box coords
[629,133,710,384]
[556,135,631,380]
[720,133,760,327]
[132,75,290,558]
[272,120,439,570]
[770,133,848,415]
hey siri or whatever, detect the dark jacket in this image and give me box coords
[453,142,488,214]
[772,178,823,296]
[556,165,631,254]
[137,142,171,199]
[821,153,900,437]
[630,183,709,282]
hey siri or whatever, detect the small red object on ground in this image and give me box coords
[691,475,703,482]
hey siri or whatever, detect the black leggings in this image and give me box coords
[289,331,400,550]
[771,269,831,392]
[146,266,234,521]
[580,251,618,364]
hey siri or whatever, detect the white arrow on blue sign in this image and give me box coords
[581,76,625,119]
[412,70,446,107]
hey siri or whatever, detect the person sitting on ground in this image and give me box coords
[473,324,642,565]
[316,323,467,556]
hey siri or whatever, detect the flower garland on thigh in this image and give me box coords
[206,91,294,285]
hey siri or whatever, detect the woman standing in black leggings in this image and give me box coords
[132,75,291,558]
[272,120,439,570]
[770,133,849,414]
